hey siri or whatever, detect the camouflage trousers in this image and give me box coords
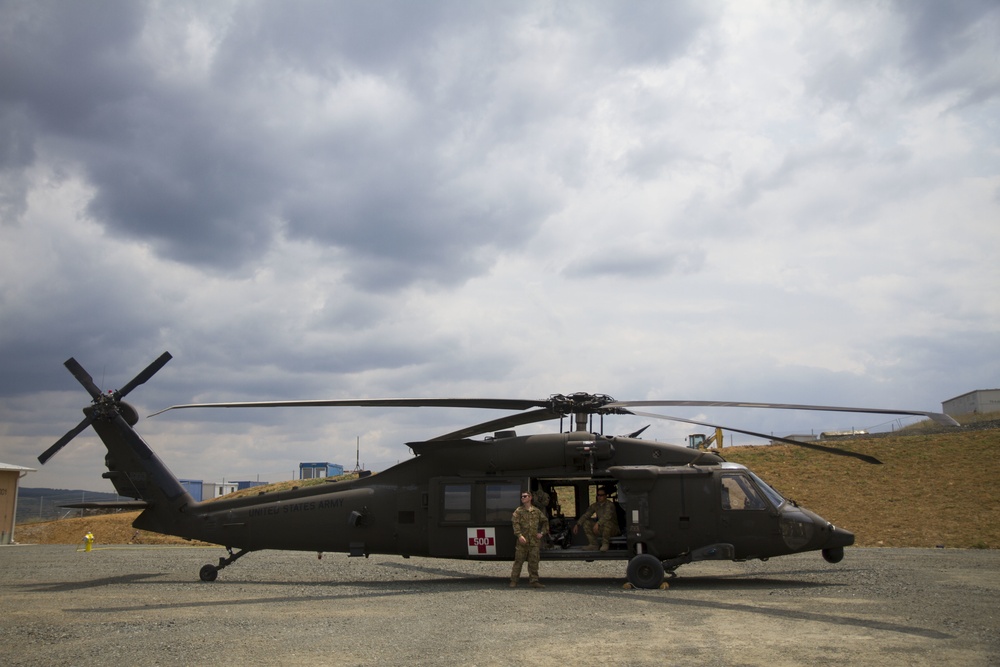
[580,519,618,546]
[511,542,541,582]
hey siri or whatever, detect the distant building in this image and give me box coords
[299,462,344,480]
[202,482,238,499]
[0,462,35,545]
[179,479,204,502]
[942,389,1000,417]
[820,429,868,439]
[182,479,256,500]
[232,481,269,491]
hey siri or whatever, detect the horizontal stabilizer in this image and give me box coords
[59,500,149,510]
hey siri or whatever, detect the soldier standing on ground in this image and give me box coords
[573,488,619,551]
[511,491,549,588]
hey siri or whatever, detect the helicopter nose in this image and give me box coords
[820,524,854,563]
[825,524,854,549]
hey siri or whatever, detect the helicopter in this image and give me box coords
[39,352,960,589]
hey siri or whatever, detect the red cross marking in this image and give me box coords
[468,528,495,554]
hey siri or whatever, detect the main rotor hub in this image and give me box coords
[547,393,631,432]
[546,393,625,415]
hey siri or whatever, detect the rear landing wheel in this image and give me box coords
[626,554,665,589]
[199,564,219,582]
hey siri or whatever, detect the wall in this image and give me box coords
[943,389,1000,416]
[0,471,17,545]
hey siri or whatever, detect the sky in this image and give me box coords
[1,0,998,492]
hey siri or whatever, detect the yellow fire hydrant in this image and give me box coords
[83,531,94,552]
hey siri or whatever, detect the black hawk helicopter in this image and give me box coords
[40,353,959,588]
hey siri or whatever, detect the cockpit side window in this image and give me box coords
[720,474,767,511]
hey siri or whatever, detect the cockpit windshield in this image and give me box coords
[747,470,785,508]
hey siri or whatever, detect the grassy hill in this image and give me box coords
[14,425,999,549]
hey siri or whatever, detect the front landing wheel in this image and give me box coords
[822,547,844,564]
[199,564,219,582]
[626,554,665,589]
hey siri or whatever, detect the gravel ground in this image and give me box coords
[1,545,997,666]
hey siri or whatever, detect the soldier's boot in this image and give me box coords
[530,580,545,589]
[509,578,518,588]
[600,539,610,552]
[582,531,600,550]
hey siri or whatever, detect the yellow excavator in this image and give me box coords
[687,428,724,450]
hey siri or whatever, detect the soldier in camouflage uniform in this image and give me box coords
[573,488,619,551]
[510,491,549,588]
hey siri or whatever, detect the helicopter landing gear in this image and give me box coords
[626,554,665,589]
[822,547,844,564]
[200,547,251,582]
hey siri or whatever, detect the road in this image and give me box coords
[1,545,997,666]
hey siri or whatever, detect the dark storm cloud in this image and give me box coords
[584,1,710,66]
[1,1,713,289]
[0,2,146,136]
[0,106,34,220]
[0,1,144,221]
[805,0,998,106]
[1,1,522,280]
[212,0,483,75]
[896,0,998,70]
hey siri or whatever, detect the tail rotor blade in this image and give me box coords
[64,357,102,400]
[43,352,171,465]
[117,352,172,398]
[38,415,95,464]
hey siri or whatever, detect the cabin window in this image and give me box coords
[484,483,521,522]
[442,484,472,521]
[720,474,767,511]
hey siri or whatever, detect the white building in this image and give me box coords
[202,481,239,499]
[942,389,1000,417]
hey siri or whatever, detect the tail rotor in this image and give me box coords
[38,352,172,465]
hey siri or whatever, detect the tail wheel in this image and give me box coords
[199,564,219,582]
[626,554,665,589]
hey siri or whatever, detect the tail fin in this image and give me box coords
[88,409,198,534]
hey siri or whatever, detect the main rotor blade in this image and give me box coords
[430,408,563,441]
[150,397,547,417]
[609,400,959,427]
[64,357,102,400]
[628,410,883,464]
[117,351,172,398]
[38,415,95,464]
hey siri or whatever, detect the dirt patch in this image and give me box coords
[1,546,997,666]
[15,512,196,547]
